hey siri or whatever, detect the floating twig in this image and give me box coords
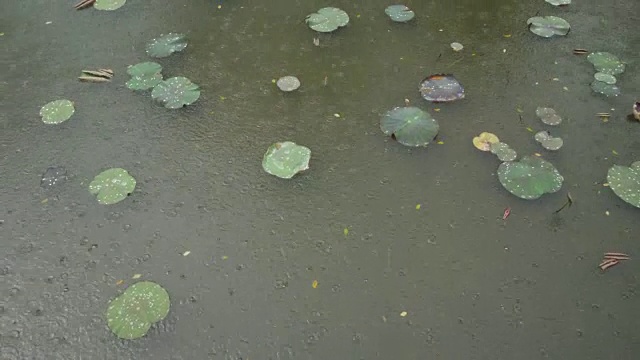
[572,48,588,55]
[78,75,110,83]
[554,192,573,214]
[74,0,95,10]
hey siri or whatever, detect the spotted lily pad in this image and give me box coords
[146,33,187,58]
[380,106,439,147]
[151,77,200,109]
[587,52,625,75]
[40,99,75,124]
[106,281,170,340]
[526,16,570,37]
[262,141,311,179]
[94,0,126,11]
[591,80,620,97]
[607,162,640,208]
[419,74,465,102]
[498,156,564,200]
[534,131,563,150]
[88,168,136,205]
[535,107,562,125]
[305,7,349,33]
[126,62,163,90]
[384,5,415,23]
[490,142,517,162]
[594,72,616,84]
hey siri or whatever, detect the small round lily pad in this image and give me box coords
[535,107,562,125]
[380,106,439,147]
[262,141,311,179]
[126,62,163,90]
[526,16,570,37]
[88,168,136,205]
[473,132,499,151]
[305,7,349,33]
[384,5,415,23]
[40,99,75,124]
[151,77,201,109]
[94,0,126,11]
[276,76,301,92]
[106,281,170,340]
[146,33,188,58]
[607,161,640,208]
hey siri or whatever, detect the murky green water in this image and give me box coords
[1,0,639,358]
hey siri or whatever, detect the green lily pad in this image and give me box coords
[587,52,625,75]
[40,99,75,124]
[126,62,163,90]
[106,281,170,340]
[490,142,517,162]
[526,16,570,37]
[545,0,571,5]
[88,168,136,205]
[384,5,415,23]
[146,33,187,58]
[262,141,311,179]
[593,72,616,85]
[151,77,201,109]
[94,0,126,11]
[591,80,620,97]
[535,107,562,125]
[607,161,640,208]
[380,106,439,147]
[498,156,564,200]
[305,7,349,33]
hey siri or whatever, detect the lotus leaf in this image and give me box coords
[535,107,562,125]
[305,7,349,33]
[262,142,311,179]
[526,16,570,37]
[591,80,620,97]
[146,33,187,58]
[545,0,571,5]
[40,99,75,124]
[151,77,201,109]
[607,161,640,208]
[384,5,415,23]
[126,62,163,90]
[94,0,126,11]
[497,156,563,200]
[539,137,563,151]
[106,281,170,340]
[276,76,300,92]
[534,131,550,142]
[490,142,517,162]
[380,107,439,147]
[473,132,499,151]
[594,72,616,85]
[89,168,136,205]
[587,52,625,75]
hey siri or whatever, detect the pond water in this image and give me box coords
[1,0,639,358]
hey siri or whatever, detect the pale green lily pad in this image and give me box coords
[587,52,625,75]
[535,107,562,125]
[88,168,136,205]
[591,80,620,97]
[262,141,311,179]
[305,7,349,33]
[146,33,187,58]
[594,72,616,84]
[498,156,564,200]
[40,99,75,124]
[106,281,170,340]
[526,16,570,37]
[151,77,200,109]
[385,5,415,23]
[490,142,517,162]
[94,0,126,11]
[380,106,439,147]
[126,62,163,90]
[607,161,640,208]
[545,0,571,5]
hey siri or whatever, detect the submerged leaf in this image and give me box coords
[106,281,170,339]
[384,5,415,23]
[497,156,564,200]
[380,106,439,147]
[526,16,570,37]
[151,77,201,109]
[89,168,136,205]
[40,99,75,124]
[146,33,187,58]
[262,142,311,179]
[607,161,640,208]
[305,7,349,33]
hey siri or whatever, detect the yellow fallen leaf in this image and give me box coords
[400,311,407,317]
[182,250,191,256]
[534,153,542,157]
[516,107,523,113]
[612,150,618,155]
[217,5,222,9]
[526,127,533,132]
[333,113,341,118]
[433,108,441,112]
[222,255,228,260]
[41,198,48,204]
[271,79,276,83]
[219,96,226,101]
[115,279,124,285]
[603,183,609,187]
[503,34,512,38]
[312,280,318,288]
[437,141,444,145]
[343,228,349,236]
[416,204,421,210]
[132,274,142,279]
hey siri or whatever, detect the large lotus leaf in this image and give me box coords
[262,141,311,179]
[384,5,415,23]
[526,16,570,37]
[607,161,640,208]
[146,33,187,58]
[40,99,75,124]
[497,156,564,200]
[88,168,136,205]
[151,77,200,109]
[591,80,620,97]
[380,106,439,147]
[305,7,349,33]
[126,62,163,90]
[587,52,625,75]
[94,0,126,11]
[106,281,170,340]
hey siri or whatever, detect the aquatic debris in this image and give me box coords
[78,68,113,83]
[572,48,588,55]
[472,132,499,151]
[41,166,68,189]
[599,252,630,271]
[276,76,301,92]
[40,99,75,124]
[305,7,349,33]
[534,131,563,151]
[74,0,95,10]
[633,102,640,121]
[490,142,517,162]
[151,77,200,109]
[380,106,439,147]
[89,168,136,205]
[607,161,640,208]
[384,5,415,23]
[106,281,170,339]
[262,141,311,179]
[146,33,187,58]
[526,16,570,37]
[502,207,511,220]
[498,156,564,200]
[450,42,464,52]
[535,107,562,125]
[419,74,465,103]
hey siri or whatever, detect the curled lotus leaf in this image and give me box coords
[535,107,562,125]
[146,33,188,58]
[380,106,439,147]
[607,161,640,208]
[497,156,564,200]
[384,5,415,23]
[473,132,500,151]
[262,141,311,179]
[151,77,201,109]
[106,281,170,339]
[305,7,349,33]
[587,52,625,75]
[88,168,136,205]
[526,16,570,37]
[40,99,75,124]
[490,142,517,162]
